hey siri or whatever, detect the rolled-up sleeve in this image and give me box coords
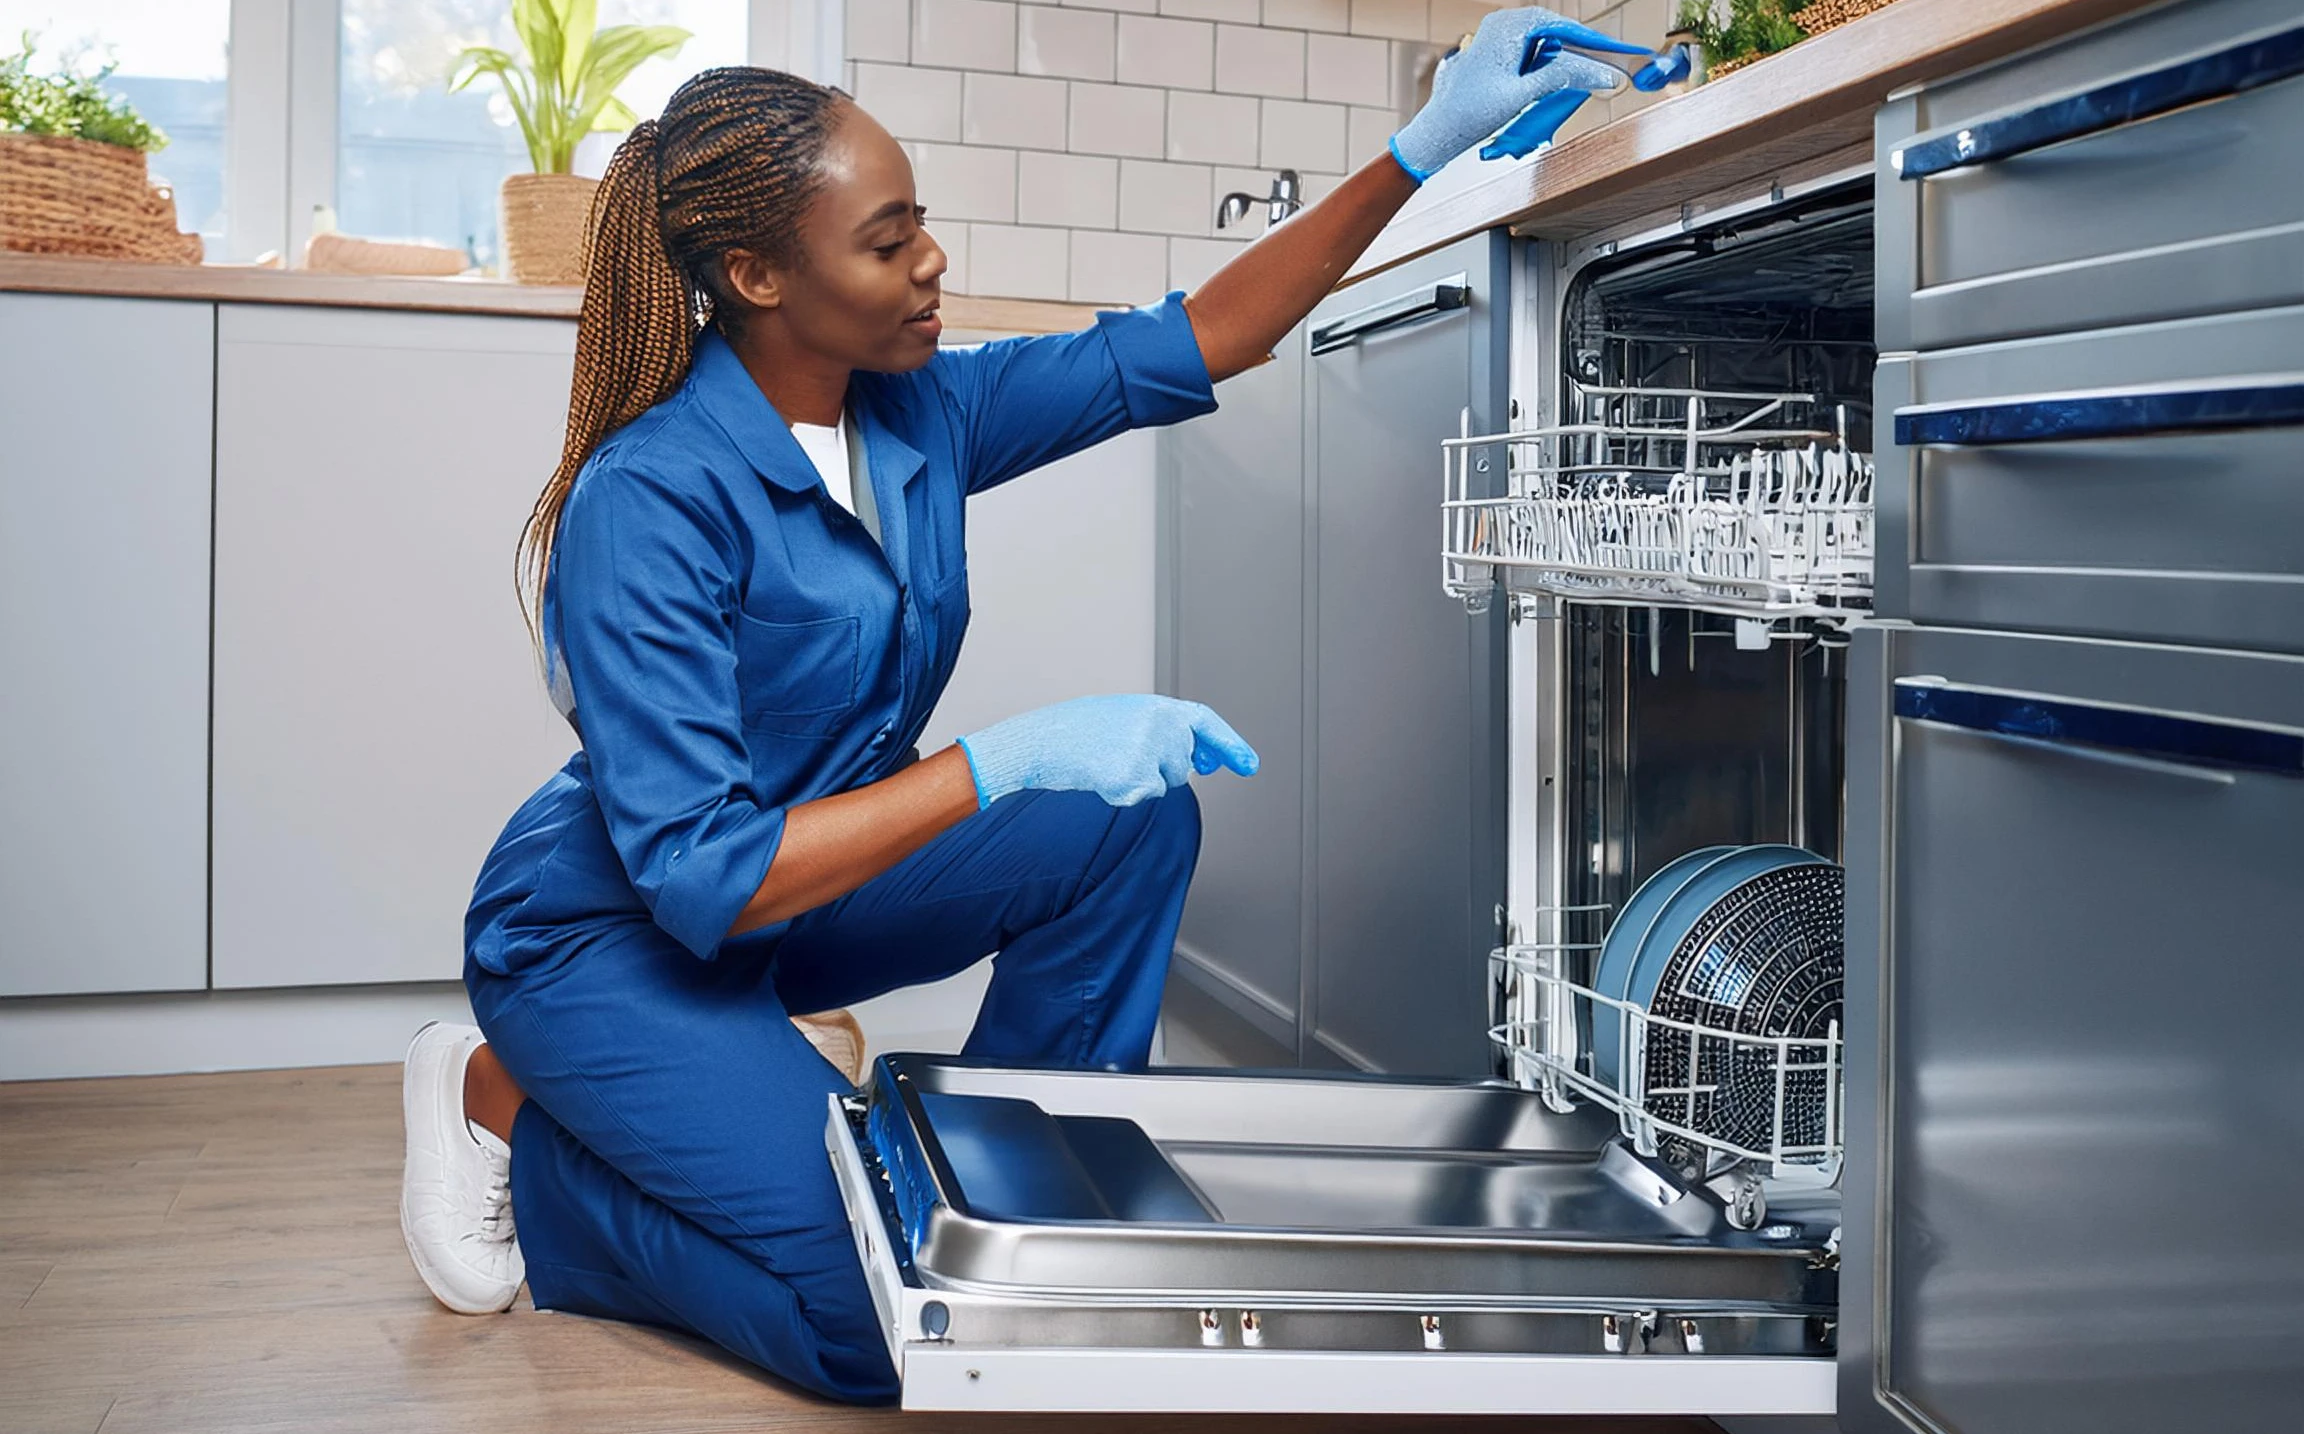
[935,292,1218,495]
[551,459,784,958]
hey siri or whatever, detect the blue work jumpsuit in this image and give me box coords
[462,297,1219,1402]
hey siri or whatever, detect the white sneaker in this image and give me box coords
[400,1021,525,1314]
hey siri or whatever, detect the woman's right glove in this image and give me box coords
[1389,6,1638,183]
[958,695,1260,809]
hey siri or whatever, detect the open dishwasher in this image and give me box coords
[822,166,1879,1415]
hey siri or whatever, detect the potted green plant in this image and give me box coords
[450,0,688,284]
[0,35,199,264]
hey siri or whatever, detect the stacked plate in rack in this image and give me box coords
[1591,845,1845,1161]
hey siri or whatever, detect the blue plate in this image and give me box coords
[1591,846,1736,1089]
[1620,846,1831,1060]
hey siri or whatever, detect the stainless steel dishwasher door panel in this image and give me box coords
[1863,626,2304,1434]
[862,1055,1839,1312]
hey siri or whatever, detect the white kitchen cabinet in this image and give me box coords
[210,305,575,988]
[0,294,214,996]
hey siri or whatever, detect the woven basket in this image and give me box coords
[1795,0,1901,38]
[0,132,202,264]
[500,172,596,286]
[305,231,470,277]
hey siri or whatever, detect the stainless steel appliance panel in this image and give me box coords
[1876,0,2304,350]
[1849,624,2304,1434]
[1304,233,1511,1076]
[1874,305,2304,651]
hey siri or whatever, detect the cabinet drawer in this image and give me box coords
[1876,0,2304,350]
[1873,628,2304,1434]
[1874,306,2304,654]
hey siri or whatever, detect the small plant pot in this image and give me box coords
[499,171,597,285]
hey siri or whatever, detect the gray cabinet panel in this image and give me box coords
[1847,625,2304,1434]
[1305,235,1508,1077]
[0,295,212,996]
[1877,0,2304,349]
[1875,305,2304,652]
[1160,333,1307,1046]
[211,306,576,988]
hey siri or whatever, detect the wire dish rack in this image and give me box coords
[1442,382,1874,624]
[1490,935,1844,1179]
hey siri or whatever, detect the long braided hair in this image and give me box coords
[519,67,847,637]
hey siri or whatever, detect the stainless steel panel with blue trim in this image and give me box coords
[1838,625,2304,1434]
[1873,307,2304,654]
[1876,0,2304,351]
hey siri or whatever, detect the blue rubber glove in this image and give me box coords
[958,695,1260,809]
[1389,7,1640,183]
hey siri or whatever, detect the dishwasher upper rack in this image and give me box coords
[1489,932,1845,1182]
[1441,383,1874,625]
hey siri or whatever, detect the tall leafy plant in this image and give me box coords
[0,34,168,151]
[1676,0,1812,68]
[449,0,688,175]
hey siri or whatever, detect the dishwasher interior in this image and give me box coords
[826,179,1877,1414]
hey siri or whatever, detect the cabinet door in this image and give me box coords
[211,307,575,988]
[0,295,212,996]
[1847,625,2304,1434]
[1159,330,1308,1052]
[1304,234,1509,1076]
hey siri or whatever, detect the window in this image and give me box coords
[335,0,748,271]
[0,0,232,247]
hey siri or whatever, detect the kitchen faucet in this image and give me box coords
[1216,169,1303,230]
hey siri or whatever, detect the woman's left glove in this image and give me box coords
[1389,6,1638,183]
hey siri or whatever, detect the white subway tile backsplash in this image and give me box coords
[913,142,1019,222]
[1168,234,1248,291]
[929,217,971,292]
[1214,24,1306,98]
[1166,90,1260,164]
[1346,103,1395,165]
[1062,0,1158,10]
[1068,82,1168,157]
[1348,0,1427,41]
[1304,31,1388,104]
[848,0,911,63]
[1259,97,1346,171]
[963,72,1069,148]
[966,223,1073,298]
[1018,150,1121,227]
[915,0,1020,71]
[1117,15,1214,89]
[1159,0,1259,18]
[1261,0,1349,31]
[1068,228,1169,301]
[1019,4,1117,80]
[855,62,962,141]
[1425,0,1492,44]
[1118,158,1214,235]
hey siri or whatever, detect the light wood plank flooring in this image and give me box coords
[0,1065,1719,1434]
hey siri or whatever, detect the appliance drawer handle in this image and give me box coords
[1892,22,2304,180]
[1892,377,2304,447]
[1310,274,1469,355]
[1894,679,2304,783]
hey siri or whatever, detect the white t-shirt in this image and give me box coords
[789,415,855,515]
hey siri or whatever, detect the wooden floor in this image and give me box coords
[0,1065,1720,1434]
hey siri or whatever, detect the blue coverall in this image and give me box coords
[462,296,1219,1402]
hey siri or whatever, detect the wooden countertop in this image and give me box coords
[0,252,1110,334]
[1344,0,2163,284]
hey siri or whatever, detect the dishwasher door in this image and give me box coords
[1841,625,2304,1434]
[826,1054,1839,1414]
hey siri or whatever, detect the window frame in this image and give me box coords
[215,0,836,267]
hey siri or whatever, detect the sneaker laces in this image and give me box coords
[477,1170,515,1242]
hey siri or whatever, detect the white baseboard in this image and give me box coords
[0,983,476,1081]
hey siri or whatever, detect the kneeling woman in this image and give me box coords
[399,14,1619,1402]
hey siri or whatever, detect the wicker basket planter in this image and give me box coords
[500,172,596,285]
[0,131,202,264]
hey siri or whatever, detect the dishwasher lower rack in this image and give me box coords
[825,1054,1839,1414]
[1440,383,1874,625]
